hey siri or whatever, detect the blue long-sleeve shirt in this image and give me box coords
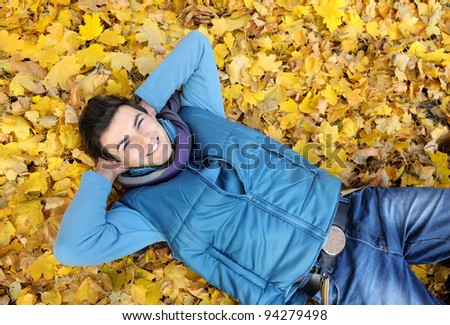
[54,31,226,266]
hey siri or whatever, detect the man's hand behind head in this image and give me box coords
[94,158,129,183]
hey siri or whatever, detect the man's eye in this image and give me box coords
[137,118,143,129]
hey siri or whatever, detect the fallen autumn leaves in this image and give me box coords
[0,0,449,304]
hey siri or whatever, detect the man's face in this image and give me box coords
[100,105,173,168]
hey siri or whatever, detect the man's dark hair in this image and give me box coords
[78,95,147,161]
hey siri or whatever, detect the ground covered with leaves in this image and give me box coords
[0,0,449,305]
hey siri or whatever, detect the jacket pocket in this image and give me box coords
[189,158,248,197]
[207,245,266,289]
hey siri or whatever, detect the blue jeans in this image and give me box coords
[323,186,450,304]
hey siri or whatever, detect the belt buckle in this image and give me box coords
[322,225,346,256]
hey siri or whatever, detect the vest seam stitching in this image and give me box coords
[170,180,210,245]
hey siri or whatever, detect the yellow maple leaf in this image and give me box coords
[57,9,73,27]
[20,171,49,195]
[0,30,24,54]
[105,68,133,97]
[323,85,338,106]
[393,141,410,153]
[313,0,347,32]
[71,148,95,167]
[374,103,392,116]
[16,288,37,305]
[299,91,317,114]
[98,28,125,46]
[51,29,84,55]
[0,60,11,75]
[135,47,158,76]
[59,125,81,150]
[130,283,147,304]
[366,21,380,38]
[242,87,264,106]
[31,95,65,118]
[319,120,339,147]
[424,48,450,65]
[34,5,57,33]
[135,19,165,48]
[49,159,88,182]
[227,55,250,85]
[1,115,31,140]
[0,143,27,177]
[100,264,126,291]
[75,277,103,304]
[254,2,269,15]
[430,151,450,180]
[257,53,282,73]
[279,98,298,113]
[280,112,300,130]
[0,221,16,248]
[104,52,134,71]
[9,73,36,96]
[223,32,235,51]
[43,56,82,90]
[426,24,441,38]
[401,173,422,187]
[26,42,60,69]
[13,200,44,233]
[443,32,450,46]
[46,157,64,173]
[163,262,191,291]
[266,124,284,143]
[398,16,423,38]
[393,53,410,72]
[41,289,62,305]
[52,178,72,195]
[346,88,362,107]
[79,13,103,41]
[342,10,364,39]
[293,4,310,16]
[76,43,106,67]
[224,15,249,33]
[210,18,228,36]
[46,23,65,46]
[375,116,401,135]
[254,35,274,51]
[294,139,322,164]
[410,265,430,282]
[223,84,243,101]
[133,279,162,304]
[276,72,299,90]
[26,251,58,281]
[292,28,308,47]
[77,74,109,97]
[340,118,358,138]
[320,158,345,177]
[214,43,229,68]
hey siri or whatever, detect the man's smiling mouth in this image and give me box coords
[147,137,159,156]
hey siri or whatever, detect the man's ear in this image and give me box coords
[97,157,129,170]
[107,160,124,168]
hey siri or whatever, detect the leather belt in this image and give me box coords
[298,199,349,301]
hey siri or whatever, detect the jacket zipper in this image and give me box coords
[248,194,327,240]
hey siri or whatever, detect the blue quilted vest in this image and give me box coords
[119,107,342,304]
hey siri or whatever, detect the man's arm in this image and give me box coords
[136,30,226,118]
[53,171,165,266]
